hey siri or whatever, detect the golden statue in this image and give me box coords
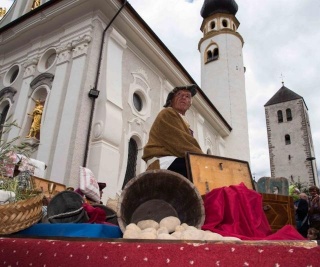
[0,8,7,19]
[31,0,41,10]
[26,100,44,139]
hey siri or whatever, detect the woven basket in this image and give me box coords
[0,193,43,235]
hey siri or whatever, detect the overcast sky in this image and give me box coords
[2,0,320,181]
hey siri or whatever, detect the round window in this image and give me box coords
[133,93,143,112]
[38,48,57,72]
[3,65,20,86]
[45,52,57,69]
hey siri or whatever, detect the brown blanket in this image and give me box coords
[142,107,203,165]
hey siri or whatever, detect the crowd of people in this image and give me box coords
[291,185,320,240]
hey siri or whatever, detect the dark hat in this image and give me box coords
[163,84,198,108]
[47,191,89,223]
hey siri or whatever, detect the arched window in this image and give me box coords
[0,103,10,140]
[277,110,283,123]
[285,134,291,145]
[286,108,292,121]
[222,19,228,28]
[213,48,219,59]
[205,45,219,63]
[210,21,216,30]
[122,138,138,189]
[207,50,213,61]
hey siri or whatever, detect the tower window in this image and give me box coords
[210,21,216,30]
[285,134,291,145]
[277,110,283,123]
[286,108,292,121]
[205,45,219,63]
[222,19,228,28]
[213,48,219,58]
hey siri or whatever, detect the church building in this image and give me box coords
[0,0,250,202]
[264,84,319,188]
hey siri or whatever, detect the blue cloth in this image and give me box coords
[15,223,122,238]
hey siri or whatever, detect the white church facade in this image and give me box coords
[0,0,250,202]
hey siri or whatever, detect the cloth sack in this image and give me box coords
[79,166,100,203]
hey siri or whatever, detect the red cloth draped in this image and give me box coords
[83,203,108,224]
[201,183,306,240]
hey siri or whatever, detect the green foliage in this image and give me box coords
[290,179,309,195]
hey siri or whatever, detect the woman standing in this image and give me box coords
[308,186,320,233]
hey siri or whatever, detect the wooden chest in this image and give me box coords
[186,153,295,232]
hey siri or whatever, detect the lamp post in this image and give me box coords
[306,157,316,186]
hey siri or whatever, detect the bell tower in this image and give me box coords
[264,84,319,187]
[199,0,250,162]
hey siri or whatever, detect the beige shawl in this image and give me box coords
[142,107,203,166]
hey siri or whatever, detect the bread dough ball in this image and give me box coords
[159,216,181,233]
[137,219,159,230]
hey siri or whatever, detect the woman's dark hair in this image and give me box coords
[309,185,320,194]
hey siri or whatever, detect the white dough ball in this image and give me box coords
[159,216,181,233]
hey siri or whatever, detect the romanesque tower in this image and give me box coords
[199,0,250,163]
[265,84,319,187]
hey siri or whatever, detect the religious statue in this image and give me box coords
[31,0,41,10]
[26,100,44,139]
[0,8,7,19]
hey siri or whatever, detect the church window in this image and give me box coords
[38,48,57,72]
[222,19,228,28]
[205,45,219,63]
[210,21,216,30]
[286,108,292,121]
[122,138,138,189]
[277,110,283,123]
[133,93,143,111]
[0,103,9,140]
[4,65,20,86]
[213,48,219,58]
[10,68,19,83]
[285,134,291,145]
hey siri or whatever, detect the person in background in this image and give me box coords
[308,185,320,233]
[142,84,203,178]
[294,192,309,237]
[307,227,319,240]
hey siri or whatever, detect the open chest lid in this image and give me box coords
[186,152,255,195]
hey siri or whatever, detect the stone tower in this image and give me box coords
[199,0,250,163]
[264,84,318,187]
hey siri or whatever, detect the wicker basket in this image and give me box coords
[0,193,43,235]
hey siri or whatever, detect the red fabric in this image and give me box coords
[201,183,305,240]
[1,237,319,267]
[83,203,107,224]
